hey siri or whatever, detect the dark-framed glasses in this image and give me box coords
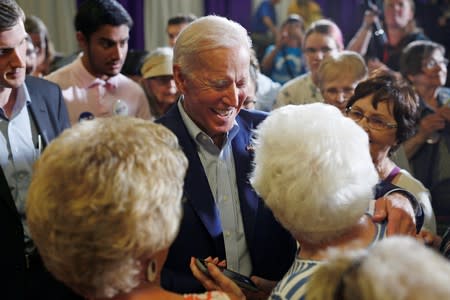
[346,107,397,130]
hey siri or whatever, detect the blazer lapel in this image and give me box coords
[27,86,50,147]
[232,115,259,247]
[163,106,223,241]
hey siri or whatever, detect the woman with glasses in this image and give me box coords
[318,52,413,174]
[346,74,436,234]
[273,19,343,108]
[400,40,450,235]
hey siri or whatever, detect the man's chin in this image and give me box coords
[104,70,121,78]
[2,75,26,89]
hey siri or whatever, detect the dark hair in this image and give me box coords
[282,14,305,31]
[400,40,446,80]
[346,73,419,154]
[75,0,133,40]
[167,14,197,26]
[121,49,148,76]
[0,0,24,31]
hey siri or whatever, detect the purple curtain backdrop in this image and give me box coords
[203,0,253,31]
[76,0,144,50]
[201,0,365,47]
[316,0,364,45]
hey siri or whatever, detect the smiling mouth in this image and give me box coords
[5,68,23,78]
[212,108,234,118]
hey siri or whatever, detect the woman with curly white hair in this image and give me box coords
[250,103,385,299]
[306,236,450,300]
[26,117,243,300]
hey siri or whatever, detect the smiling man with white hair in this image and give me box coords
[156,15,297,293]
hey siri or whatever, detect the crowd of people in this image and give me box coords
[1,0,450,299]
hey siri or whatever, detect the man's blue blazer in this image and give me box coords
[157,105,297,293]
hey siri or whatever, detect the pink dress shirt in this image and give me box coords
[46,55,151,125]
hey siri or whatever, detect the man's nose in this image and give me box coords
[10,47,26,69]
[111,44,124,60]
[222,83,240,107]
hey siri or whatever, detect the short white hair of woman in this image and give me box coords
[306,236,450,300]
[317,50,368,90]
[27,116,188,298]
[250,103,378,244]
[173,15,252,76]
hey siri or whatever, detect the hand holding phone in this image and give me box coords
[195,258,259,292]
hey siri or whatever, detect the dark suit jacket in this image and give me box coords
[157,105,297,293]
[0,76,71,299]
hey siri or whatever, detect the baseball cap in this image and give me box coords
[141,47,173,79]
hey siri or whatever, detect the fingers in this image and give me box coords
[207,263,245,299]
[190,257,220,291]
[217,259,227,268]
[386,208,415,236]
[437,106,450,121]
[384,194,416,236]
[416,230,443,249]
[373,195,416,236]
[372,197,387,222]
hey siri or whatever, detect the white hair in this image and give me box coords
[173,15,252,75]
[317,50,368,90]
[250,103,378,244]
[307,236,450,300]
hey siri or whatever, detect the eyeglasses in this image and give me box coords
[323,87,355,99]
[423,58,449,70]
[346,107,397,130]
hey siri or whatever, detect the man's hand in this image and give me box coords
[372,193,416,236]
[437,106,450,122]
[416,229,442,249]
[418,113,446,137]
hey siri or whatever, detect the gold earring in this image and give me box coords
[146,260,157,282]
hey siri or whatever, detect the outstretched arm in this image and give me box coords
[373,183,424,235]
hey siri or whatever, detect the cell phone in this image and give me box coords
[195,258,259,292]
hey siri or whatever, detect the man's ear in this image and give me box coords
[173,64,188,95]
[76,31,87,51]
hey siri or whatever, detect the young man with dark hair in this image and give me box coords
[166,14,197,47]
[46,0,151,124]
[0,1,80,299]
